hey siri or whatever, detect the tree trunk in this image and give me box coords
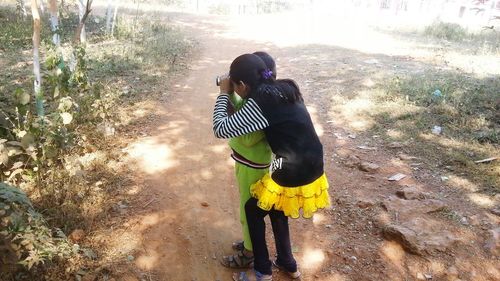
[31,0,44,118]
[105,0,113,34]
[48,0,60,46]
[18,0,28,20]
[75,0,92,44]
[111,2,119,37]
[77,0,87,43]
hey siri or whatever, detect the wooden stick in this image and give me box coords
[474,157,497,164]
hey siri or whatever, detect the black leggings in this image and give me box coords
[245,197,297,275]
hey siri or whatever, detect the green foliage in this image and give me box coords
[424,21,467,41]
[0,40,96,274]
[0,9,33,50]
[422,21,500,54]
[1,182,75,270]
[89,18,195,80]
[0,45,89,183]
[141,23,193,66]
[0,5,195,277]
[113,16,135,39]
[0,182,32,209]
[0,7,107,52]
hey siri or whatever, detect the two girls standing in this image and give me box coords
[213,53,330,281]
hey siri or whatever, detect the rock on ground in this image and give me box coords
[396,186,430,200]
[383,217,460,255]
[359,161,380,172]
[382,196,446,219]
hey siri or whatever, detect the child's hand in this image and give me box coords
[219,74,233,94]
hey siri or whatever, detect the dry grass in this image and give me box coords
[329,69,499,194]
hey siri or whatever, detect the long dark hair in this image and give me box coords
[229,53,303,104]
[253,51,277,79]
[229,54,272,91]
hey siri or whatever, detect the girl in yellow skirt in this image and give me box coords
[213,54,330,281]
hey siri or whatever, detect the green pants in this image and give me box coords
[235,162,268,251]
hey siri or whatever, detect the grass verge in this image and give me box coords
[331,69,499,194]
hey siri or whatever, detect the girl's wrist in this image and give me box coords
[219,90,232,95]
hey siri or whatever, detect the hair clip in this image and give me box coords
[261,69,273,80]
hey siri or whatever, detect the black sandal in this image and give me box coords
[221,249,254,269]
[232,240,245,252]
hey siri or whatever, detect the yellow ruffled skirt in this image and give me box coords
[250,173,330,219]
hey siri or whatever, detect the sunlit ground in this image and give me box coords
[198,6,498,76]
[125,138,179,174]
[93,0,499,78]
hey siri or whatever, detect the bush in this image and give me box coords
[424,21,467,41]
[0,182,75,272]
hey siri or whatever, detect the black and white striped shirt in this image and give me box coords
[213,94,269,139]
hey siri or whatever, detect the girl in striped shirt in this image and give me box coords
[221,52,276,270]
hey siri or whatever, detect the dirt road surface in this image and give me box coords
[101,10,499,281]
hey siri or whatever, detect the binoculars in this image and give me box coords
[216,74,229,86]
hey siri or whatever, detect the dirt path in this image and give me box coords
[106,11,499,281]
